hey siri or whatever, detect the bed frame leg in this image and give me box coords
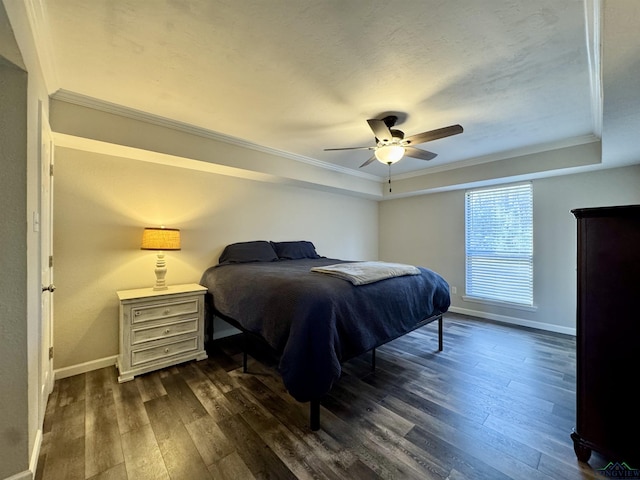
[310,400,320,431]
[438,316,443,351]
[242,333,248,373]
[371,348,376,371]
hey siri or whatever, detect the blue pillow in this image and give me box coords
[271,241,321,260]
[218,241,278,265]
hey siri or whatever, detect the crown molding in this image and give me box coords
[50,88,602,188]
[50,89,382,183]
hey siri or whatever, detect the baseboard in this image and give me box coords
[448,306,576,336]
[54,355,118,380]
[53,332,242,381]
[4,469,33,480]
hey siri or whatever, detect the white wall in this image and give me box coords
[379,165,640,334]
[53,147,378,370]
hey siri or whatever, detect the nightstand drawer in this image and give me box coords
[131,318,199,345]
[131,336,199,367]
[131,298,199,324]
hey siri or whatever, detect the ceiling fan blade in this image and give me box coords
[367,119,393,142]
[359,155,377,168]
[404,124,463,146]
[404,146,438,161]
[324,146,374,151]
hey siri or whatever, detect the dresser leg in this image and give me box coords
[571,430,592,463]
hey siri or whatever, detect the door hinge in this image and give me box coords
[49,347,53,360]
[50,164,54,176]
[49,255,53,268]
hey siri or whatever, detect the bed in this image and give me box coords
[199,240,451,430]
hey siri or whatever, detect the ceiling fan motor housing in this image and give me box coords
[381,115,399,128]
[389,129,404,143]
[377,116,404,144]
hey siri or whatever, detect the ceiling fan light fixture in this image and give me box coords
[375,144,405,164]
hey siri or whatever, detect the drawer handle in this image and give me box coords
[134,311,141,316]
[164,347,170,354]
[163,309,171,315]
[164,328,171,335]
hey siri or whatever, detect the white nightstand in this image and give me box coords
[116,283,208,382]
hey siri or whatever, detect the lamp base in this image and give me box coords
[153,252,168,290]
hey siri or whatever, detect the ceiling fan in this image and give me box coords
[324,115,463,168]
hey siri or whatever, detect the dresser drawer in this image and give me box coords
[131,336,199,367]
[131,318,198,345]
[131,298,199,324]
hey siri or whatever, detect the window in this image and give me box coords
[465,183,533,306]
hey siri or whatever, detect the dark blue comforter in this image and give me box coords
[200,258,450,402]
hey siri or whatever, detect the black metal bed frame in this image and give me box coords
[208,305,444,431]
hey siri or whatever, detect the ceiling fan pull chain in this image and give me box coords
[388,162,392,193]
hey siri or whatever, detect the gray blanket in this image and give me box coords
[310,261,421,285]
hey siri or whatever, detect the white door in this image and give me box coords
[39,101,54,423]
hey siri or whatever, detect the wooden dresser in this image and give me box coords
[116,283,208,382]
[570,205,640,463]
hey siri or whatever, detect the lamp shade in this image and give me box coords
[141,227,181,251]
[375,145,405,164]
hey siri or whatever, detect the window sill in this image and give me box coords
[462,295,538,312]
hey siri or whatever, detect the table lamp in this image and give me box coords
[141,227,181,290]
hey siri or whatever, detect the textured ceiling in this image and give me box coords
[42,1,615,178]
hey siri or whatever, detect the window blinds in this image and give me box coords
[465,183,533,306]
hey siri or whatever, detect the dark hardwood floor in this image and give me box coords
[36,313,614,480]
